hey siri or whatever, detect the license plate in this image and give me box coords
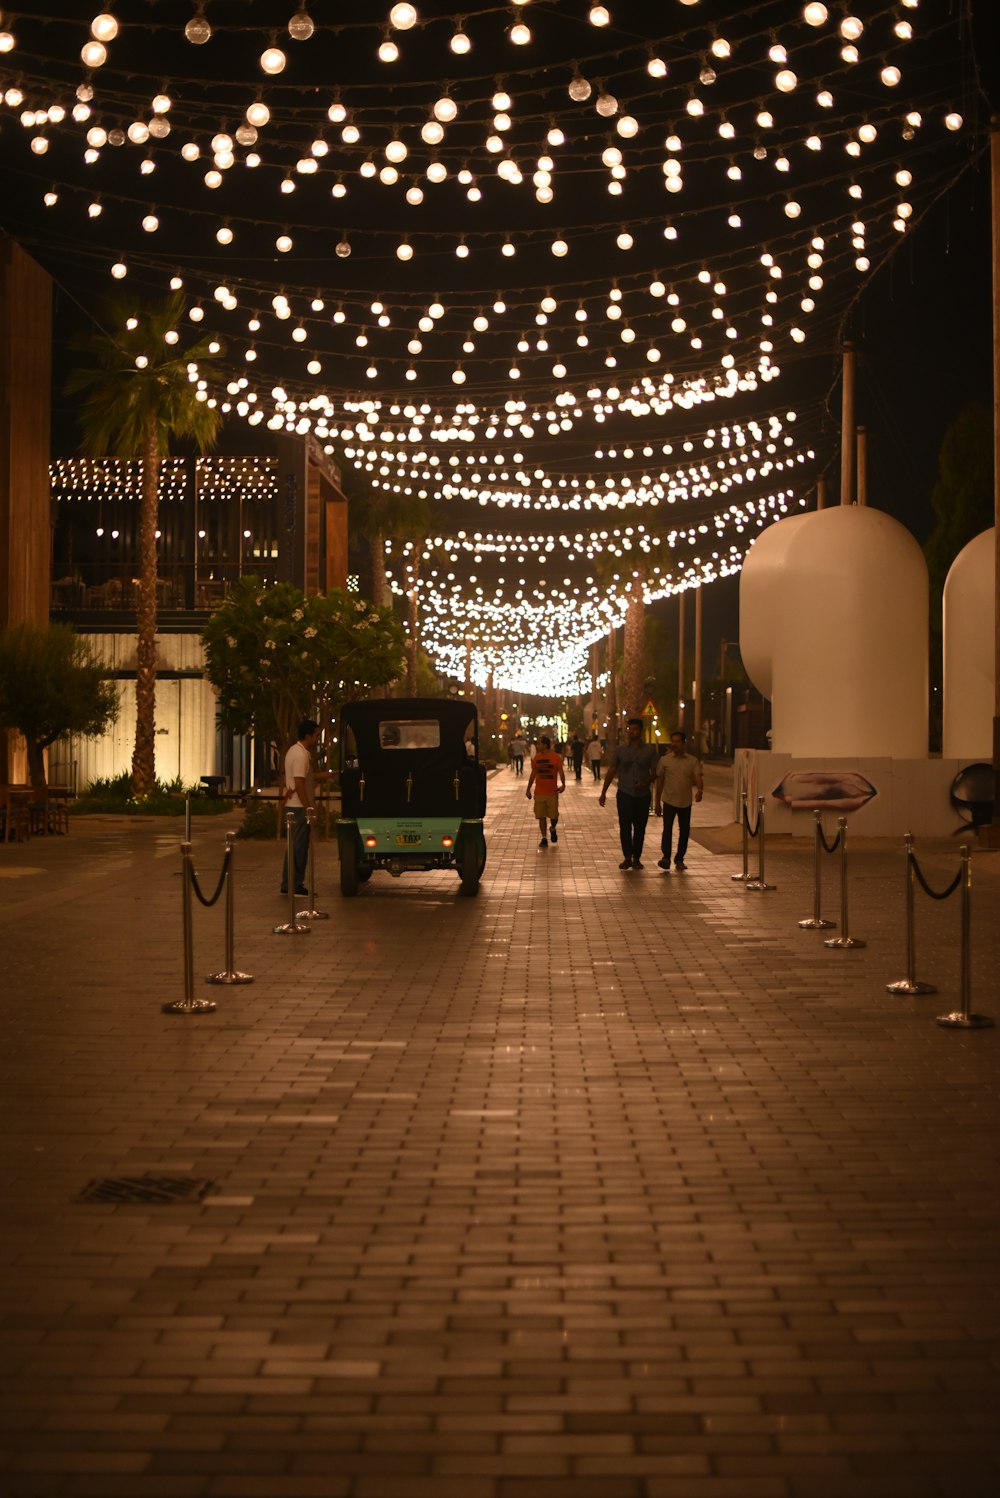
[396,832,421,845]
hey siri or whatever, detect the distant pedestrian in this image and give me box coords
[509,734,528,776]
[654,730,703,871]
[586,736,603,781]
[526,734,565,848]
[598,717,659,870]
[570,735,584,780]
[280,717,318,895]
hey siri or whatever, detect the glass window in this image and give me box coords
[379,719,441,750]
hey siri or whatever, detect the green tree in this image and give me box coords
[925,404,994,604]
[67,293,223,799]
[201,579,406,763]
[0,623,118,786]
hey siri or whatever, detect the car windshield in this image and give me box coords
[378,719,442,750]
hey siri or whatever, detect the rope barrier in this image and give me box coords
[909,852,962,902]
[162,842,217,1016]
[817,823,842,856]
[742,796,762,838]
[798,809,835,931]
[190,848,231,909]
[823,816,864,950]
[745,795,776,892]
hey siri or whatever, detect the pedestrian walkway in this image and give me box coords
[1,768,998,1498]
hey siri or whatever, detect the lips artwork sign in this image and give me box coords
[771,771,877,813]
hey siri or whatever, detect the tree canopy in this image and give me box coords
[0,624,119,786]
[202,579,405,760]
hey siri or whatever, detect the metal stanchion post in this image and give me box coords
[937,846,994,1029]
[163,842,216,1014]
[184,792,192,843]
[273,811,311,937]
[886,834,936,995]
[799,810,835,929]
[824,817,865,949]
[296,808,329,921]
[207,832,254,984]
[745,795,776,891]
[731,790,750,881]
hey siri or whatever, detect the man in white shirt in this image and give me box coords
[280,717,318,895]
[653,730,703,871]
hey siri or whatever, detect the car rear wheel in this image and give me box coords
[340,838,359,896]
[459,839,480,897]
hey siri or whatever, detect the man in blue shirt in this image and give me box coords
[598,717,660,870]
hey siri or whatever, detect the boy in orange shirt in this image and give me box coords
[525,734,565,848]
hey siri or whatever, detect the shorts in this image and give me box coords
[533,794,559,820]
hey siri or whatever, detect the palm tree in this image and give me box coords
[67,294,222,798]
[621,565,647,719]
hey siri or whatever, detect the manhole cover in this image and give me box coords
[77,1175,215,1205]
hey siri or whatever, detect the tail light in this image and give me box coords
[441,835,454,848]
[364,836,377,848]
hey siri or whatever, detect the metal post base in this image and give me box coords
[295,906,329,921]
[824,935,866,949]
[936,1011,995,1030]
[885,977,937,995]
[272,921,311,936]
[162,997,217,1015]
[206,970,254,985]
[799,916,835,929]
[731,871,749,882]
[745,879,777,892]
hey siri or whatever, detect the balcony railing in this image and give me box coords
[50,562,280,616]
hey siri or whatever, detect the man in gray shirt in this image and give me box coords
[654,729,704,871]
[598,716,660,870]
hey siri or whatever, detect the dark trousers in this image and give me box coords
[511,755,524,776]
[590,759,601,780]
[280,806,310,891]
[572,753,583,780]
[616,791,651,860]
[660,803,692,864]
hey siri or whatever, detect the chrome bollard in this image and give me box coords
[745,795,776,891]
[731,790,751,881]
[799,810,835,929]
[273,810,311,936]
[163,842,216,1014]
[296,808,329,921]
[184,792,192,843]
[937,846,994,1029]
[886,834,936,995]
[824,817,865,949]
[206,832,254,985]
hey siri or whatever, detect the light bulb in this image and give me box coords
[217,225,233,244]
[390,3,417,29]
[880,65,901,86]
[433,95,457,122]
[510,22,531,44]
[91,13,119,42]
[421,119,444,144]
[775,69,797,91]
[335,238,351,258]
[551,239,568,256]
[568,74,591,101]
[111,261,127,279]
[288,5,314,41]
[184,8,211,44]
[616,114,638,138]
[397,241,413,260]
[944,111,963,130]
[275,233,292,252]
[81,41,107,67]
[803,3,827,24]
[840,15,863,40]
[142,213,159,232]
[589,5,610,24]
[247,101,270,126]
[647,54,667,77]
[595,91,618,117]
[378,37,399,62]
[385,137,407,163]
[260,46,286,74]
[711,36,731,58]
[450,27,471,54]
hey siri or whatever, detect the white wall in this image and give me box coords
[47,632,220,791]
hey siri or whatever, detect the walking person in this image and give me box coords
[526,734,565,848]
[279,717,319,895]
[598,717,659,870]
[570,734,584,781]
[586,735,603,781]
[509,733,528,776]
[654,730,703,871]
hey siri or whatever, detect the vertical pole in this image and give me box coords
[991,123,1000,826]
[799,810,834,928]
[607,623,618,750]
[840,341,856,506]
[207,832,254,983]
[746,794,775,891]
[937,846,994,1027]
[184,792,192,843]
[816,474,827,511]
[732,789,749,880]
[694,584,703,753]
[824,817,865,948]
[887,834,935,994]
[163,842,216,1013]
[297,806,328,920]
[856,425,868,507]
[677,590,685,728]
[273,811,311,936]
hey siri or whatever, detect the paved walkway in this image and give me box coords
[1,767,999,1498]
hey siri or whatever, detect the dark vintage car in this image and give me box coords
[335,698,487,897]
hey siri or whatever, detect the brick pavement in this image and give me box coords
[0,768,998,1498]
